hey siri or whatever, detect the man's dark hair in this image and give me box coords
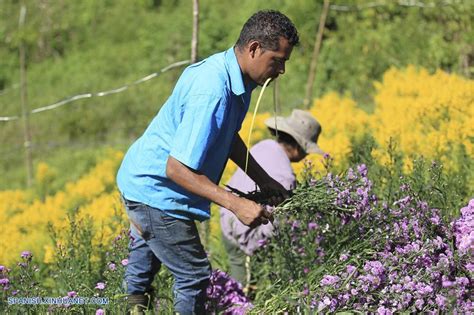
[236,10,299,51]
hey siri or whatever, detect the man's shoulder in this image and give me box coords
[184,51,230,89]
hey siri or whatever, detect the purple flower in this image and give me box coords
[430,215,440,225]
[347,168,356,180]
[67,291,77,298]
[95,282,106,290]
[402,293,413,305]
[0,278,9,286]
[291,220,300,229]
[453,200,474,255]
[308,222,318,230]
[302,286,309,296]
[21,251,32,260]
[121,259,128,266]
[377,306,392,315]
[205,269,253,313]
[320,275,340,286]
[455,277,469,287]
[108,263,116,271]
[339,253,349,261]
[442,276,455,288]
[96,309,105,315]
[415,283,433,296]
[435,294,447,309]
[346,265,357,274]
[357,164,368,177]
[465,263,474,272]
[364,261,385,276]
[394,196,411,209]
[414,298,424,310]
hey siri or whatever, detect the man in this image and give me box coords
[220,109,324,288]
[116,10,299,314]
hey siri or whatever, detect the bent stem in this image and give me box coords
[245,78,272,174]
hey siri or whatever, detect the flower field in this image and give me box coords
[0,67,472,313]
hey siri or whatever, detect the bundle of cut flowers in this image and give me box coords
[205,269,253,314]
[253,164,473,314]
[256,163,378,282]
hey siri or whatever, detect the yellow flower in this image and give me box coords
[0,150,124,265]
[371,66,473,170]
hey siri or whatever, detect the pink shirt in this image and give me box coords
[219,139,296,255]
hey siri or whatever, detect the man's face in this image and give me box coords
[249,37,293,86]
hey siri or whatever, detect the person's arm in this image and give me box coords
[229,134,289,199]
[166,155,271,226]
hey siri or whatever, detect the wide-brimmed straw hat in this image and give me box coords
[265,109,324,154]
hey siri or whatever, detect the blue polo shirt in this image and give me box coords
[117,47,255,221]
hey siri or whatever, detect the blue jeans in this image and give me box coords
[122,197,211,314]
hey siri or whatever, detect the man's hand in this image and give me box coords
[166,156,275,227]
[230,197,274,228]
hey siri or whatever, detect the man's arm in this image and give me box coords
[166,155,270,226]
[229,134,289,198]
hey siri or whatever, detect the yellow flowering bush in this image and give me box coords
[0,150,125,265]
[370,66,473,173]
[0,190,28,220]
[292,93,371,176]
[34,162,57,200]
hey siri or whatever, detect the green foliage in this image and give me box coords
[246,148,472,313]
[0,154,471,312]
[0,211,174,314]
[0,0,472,189]
[348,134,471,218]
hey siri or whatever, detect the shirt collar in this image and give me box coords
[225,46,256,96]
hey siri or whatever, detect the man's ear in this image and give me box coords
[248,41,260,58]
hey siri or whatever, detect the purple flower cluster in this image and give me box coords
[453,199,474,257]
[264,164,378,280]
[253,160,473,313]
[20,251,32,260]
[330,164,377,221]
[1,251,42,302]
[309,197,474,313]
[205,270,253,315]
[0,265,10,291]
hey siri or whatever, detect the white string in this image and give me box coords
[0,60,190,122]
[330,0,456,11]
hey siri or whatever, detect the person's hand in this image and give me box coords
[230,197,274,228]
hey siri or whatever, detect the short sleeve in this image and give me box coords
[170,94,226,170]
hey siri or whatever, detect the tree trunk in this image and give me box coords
[19,4,33,187]
[191,0,199,63]
[303,0,330,109]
